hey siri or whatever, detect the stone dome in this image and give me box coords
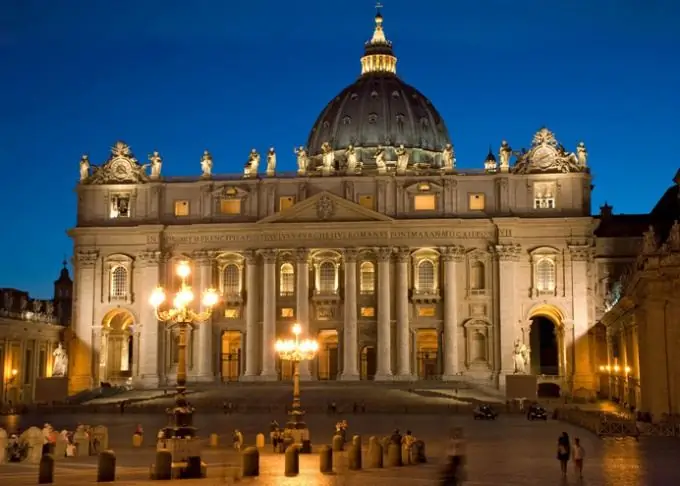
[306,10,451,158]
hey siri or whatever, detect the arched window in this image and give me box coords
[319,261,336,293]
[417,260,435,292]
[110,266,128,299]
[280,263,295,296]
[536,258,556,292]
[470,261,485,291]
[223,264,240,295]
[359,262,375,294]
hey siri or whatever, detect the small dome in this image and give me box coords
[305,8,451,157]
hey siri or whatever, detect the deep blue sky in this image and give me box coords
[1,0,678,298]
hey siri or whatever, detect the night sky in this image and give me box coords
[1,0,678,297]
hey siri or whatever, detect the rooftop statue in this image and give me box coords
[200,150,213,178]
[79,155,90,182]
[345,145,358,174]
[499,140,512,170]
[320,142,335,175]
[576,142,588,168]
[395,144,409,174]
[266,147,276,177]
[244,149,260,178]
[147,151,162,179]
[375,146,387,174]
[441,143,455,172]
[294,146,308,175]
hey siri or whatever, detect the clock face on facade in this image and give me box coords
[109,158,133,181]
[532,147,554,170]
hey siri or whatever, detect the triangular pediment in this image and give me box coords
[258,191,393,224]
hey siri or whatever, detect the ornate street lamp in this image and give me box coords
[275,323,318,435]
[149,260,218,474]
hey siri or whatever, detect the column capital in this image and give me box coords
[258,249,278,263]
[375,246,393,262]
[75,249,98,268]
[393,247,411,263]
[569,245,592,261]
[191,249,214,265]
[294,248,310,263]
[243,250,257,264]
[494,243,521,262]
[343,248,360,262]
[440,245,465,262]
[138,250,162,267]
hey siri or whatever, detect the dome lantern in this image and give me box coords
[360,3,397,76]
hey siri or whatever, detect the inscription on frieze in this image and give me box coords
[147,228,509,246]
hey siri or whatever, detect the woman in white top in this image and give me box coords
[572,437,585,477]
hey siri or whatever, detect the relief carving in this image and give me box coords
[76,250,99,268]
[440,245,466,262]
[375,246,393,262]
[494,244,521,262]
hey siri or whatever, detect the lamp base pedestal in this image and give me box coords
[284,408,311,452]
[155,401,206,479]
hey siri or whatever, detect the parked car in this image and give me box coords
[527,404,548,421]
[473,404,498,420]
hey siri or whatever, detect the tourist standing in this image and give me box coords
[557,432,571,477]
[572,437,585,478]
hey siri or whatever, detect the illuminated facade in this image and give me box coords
[597,172,680,419]
[69,10,601,395]
[0,265,72,404]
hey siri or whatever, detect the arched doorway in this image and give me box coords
[416,329,438,379]
[221,331,242,382]
[528,308,562,376]
[316,330,339,380]
[360,346,376,380]
[101,309,135,384]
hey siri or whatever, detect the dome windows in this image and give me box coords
[368,113,378,124]
[391,91,400,99]
[323,120,330,129]
[350,93,359,100]
[342,116,352,125]
[370,90,379,99]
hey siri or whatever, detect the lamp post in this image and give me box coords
[275,323,318,433]
[4,368,18,404]
[149,260,218,460]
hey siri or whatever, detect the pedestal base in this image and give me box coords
[338,373,360,381]
[373,373,394,382]
[258,373,279,382]
[393,374,416,382]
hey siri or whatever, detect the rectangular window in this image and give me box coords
[281,307,295,318]
[220,199,241,215]
[174,200,189,216]
[534,198,556,209]
[358,195,374,210]
[224,308,240,319]
[110,195,131,218]
[23,349,32,385]
[468,193,485,211]
[279,196,296,211]
[418,306,436,317]
[414,194,436,211]
[316,306,334,320]
[360,307,375,317]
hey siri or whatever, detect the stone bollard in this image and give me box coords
[367,437,383,468]
[97,450,116,482]
[386,443,402,467]
[209,433,219,448]
[332,434,344,452]
[319,445,333,473]
[352,435,361,449]
[152,450,172,480]
[284,445,300,477]
[401,444,411,466]
[241,447,259,477]
[348,444,362,471]
[132,434,143,448]
[301,439,312,454]
[38,455,55,484]
[0,428,7,464]
[380,436,390,455]
[255,433,265,449]
[411,440,426,464]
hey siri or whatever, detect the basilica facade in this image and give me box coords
[69,10,603,395]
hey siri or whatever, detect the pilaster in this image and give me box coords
[374,246,393,380]
[569,245,594,390]
[441,245,465,380]
[394,248,413,380]
[339,249,360,380]
[70,249,98,394]
[259,249,278,380]
[193,250,216,382]
[495,243,521,386]
[135,250,162,388]
[242,250,260,380]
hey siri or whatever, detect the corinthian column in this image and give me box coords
[136,250,162,388]
[496,244,521,386]
[394,248,412,380]
[295,249,312,379]
[70,250,98,394]
[570,245,593,389]
[441,246,465,380]
[374,247,393,380]
[242,251,259,380]
[340,249,360,380]
[259,249,278,380]
[194,250,215,382]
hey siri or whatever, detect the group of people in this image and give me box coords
[557,432,585,478]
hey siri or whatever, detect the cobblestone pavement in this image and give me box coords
[2,412,680,484]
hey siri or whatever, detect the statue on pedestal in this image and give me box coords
[148,151,162,179]
[200,150,213,178]
[266,147,276,176]
[395,144,409,174]
[320,142,335,174]
[244,149,260,178]
[294,146,308,175]
[345,145,358,173]
[53,343,68,377]
[442,143,455,171]
[79,155,90,182]
[374,146,386,174]
[576,142,588,168]
[512,339,529,374]
[499,140,512,170]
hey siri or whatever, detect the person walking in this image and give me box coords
[557,432,571,477]
[572,437,585,478]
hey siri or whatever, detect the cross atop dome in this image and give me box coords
[361,4,397,75]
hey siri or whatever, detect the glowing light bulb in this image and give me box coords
[150,287,166,307]
[202,289,219,307]
[624,366,631,374]
[176,261,191,279]
[292,323,301,335]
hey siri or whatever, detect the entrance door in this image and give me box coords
[361,346,377,380]
[221,331,242,382]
